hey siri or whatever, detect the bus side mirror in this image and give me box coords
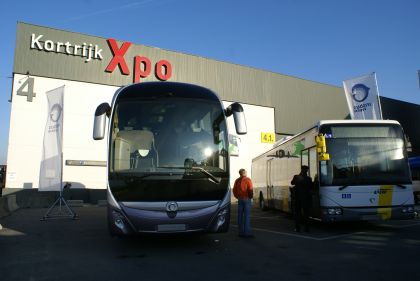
[315,134,330,161]
[93,103,111,140]
[225,102,247,135]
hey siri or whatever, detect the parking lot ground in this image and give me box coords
[1,204,420,281]
[242,206,420,241]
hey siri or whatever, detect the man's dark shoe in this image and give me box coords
[294,228,300,232]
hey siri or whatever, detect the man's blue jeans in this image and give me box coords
[238,198,252,236]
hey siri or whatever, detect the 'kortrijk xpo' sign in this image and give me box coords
[29,33,172,83]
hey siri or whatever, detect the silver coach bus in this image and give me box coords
[93,82,246,236]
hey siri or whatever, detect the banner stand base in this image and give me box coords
[40,183,78,221]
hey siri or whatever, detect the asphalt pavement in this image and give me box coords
[1,204,420,281]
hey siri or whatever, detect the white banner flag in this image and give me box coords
[39,86,64,191]
[343,72,383,120]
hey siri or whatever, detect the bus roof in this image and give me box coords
[271,120,402,148]
[317,120,401,126]
[254,119,403,162]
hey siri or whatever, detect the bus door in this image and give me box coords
[301,147,321,217]
[266,158,275,208]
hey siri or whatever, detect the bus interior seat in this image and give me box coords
[114,130,158,170]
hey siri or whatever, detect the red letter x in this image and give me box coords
[105,39,131,75]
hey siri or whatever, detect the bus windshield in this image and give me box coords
[319,124,411,186]
[109,97,229,175]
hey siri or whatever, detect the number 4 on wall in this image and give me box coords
[17,77,36,102]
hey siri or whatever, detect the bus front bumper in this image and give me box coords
[107,203,230,236]
[321,205,416,222]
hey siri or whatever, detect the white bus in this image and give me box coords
[252,120,415,222]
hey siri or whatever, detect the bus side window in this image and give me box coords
[301,150,309,169]
[309,147,317,181]
[320,161,332,186]
[302,147,317,182]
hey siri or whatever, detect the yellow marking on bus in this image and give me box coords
[378,185,393,220]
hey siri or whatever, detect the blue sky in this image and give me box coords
[1,0,419,164]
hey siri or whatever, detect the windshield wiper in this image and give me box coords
[123,172,178,182]
[396,184,407,189]
[191,167,221,184]
[157,166,221,184]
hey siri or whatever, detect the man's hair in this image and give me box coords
[301,165,309,171]
[239,168,246,175]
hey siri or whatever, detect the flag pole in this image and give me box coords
[373,72,383,120]
[41,86,78,221]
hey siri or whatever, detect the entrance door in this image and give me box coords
[301,147,317,180]
[301,147,320,217]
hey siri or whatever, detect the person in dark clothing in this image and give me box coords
[291,165,312,232]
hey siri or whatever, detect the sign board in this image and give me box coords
[261,132,275,144]
[14,23,173,87]
[343,73,382,120]
[228,134,241,156]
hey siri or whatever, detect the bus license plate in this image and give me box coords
[157,224,186,232]
[362,215,380,221]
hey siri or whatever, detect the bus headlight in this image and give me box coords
[402,206,414,213]
[325,208,343,215]
[216,208,228,227]
[115,218,124,229]
[111,210,128,232]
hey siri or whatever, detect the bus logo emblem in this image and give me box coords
[166,202,178,212]
[351,84,370,102]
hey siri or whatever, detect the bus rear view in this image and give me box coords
[93,82,247,236]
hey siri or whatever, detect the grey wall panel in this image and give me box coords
[14,22,350,135]
[381,97,420,156]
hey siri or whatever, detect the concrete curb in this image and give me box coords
[97,200,107,207]
[1,188,106,209]
[0,194,20,218]
[0,197,9,218]
[67,200,84,207]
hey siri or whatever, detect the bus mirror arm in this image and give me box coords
[95,102,111,117]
